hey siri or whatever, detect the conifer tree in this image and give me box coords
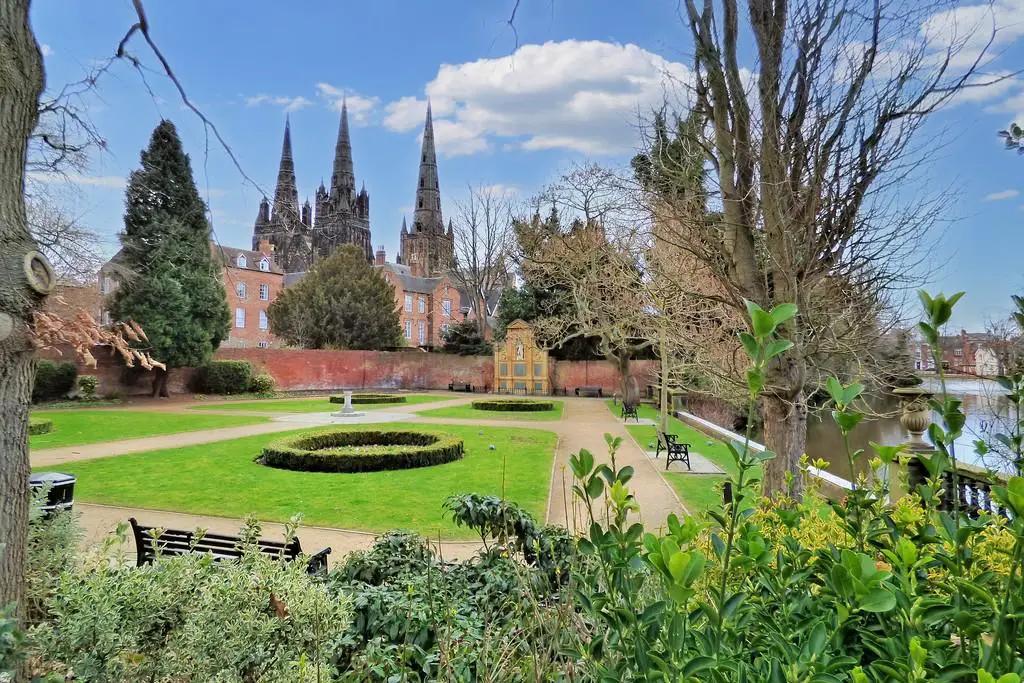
[268,245,402,350]
[110,120,230,396]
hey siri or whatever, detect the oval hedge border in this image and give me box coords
[28,417,53,436]
[329,393,407,405]
[259,429,464,473]
[471,399,555,412]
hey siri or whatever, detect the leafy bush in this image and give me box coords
[26,488,81,627]
[329,393,406,405]
[32,360,77,403]
[248,373,276,396]
[260,429,464,473]
[76,375,98,401]
[28,417,53,435]
[193,360,252,394]
[32,520,350,682]
[471,399,554,412]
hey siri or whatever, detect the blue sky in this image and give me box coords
[29,0,1024,329]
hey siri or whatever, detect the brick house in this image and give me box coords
[375,247,461,348]
[917,329,996,375]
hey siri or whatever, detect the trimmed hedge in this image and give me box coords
[329,393,407,405]
[260,429,464,473]
[248,374,276,395]
[33,361,77,403]
[194,361,252,395]
[471,399,555,412]
[29,417,54,435]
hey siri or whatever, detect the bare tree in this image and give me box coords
[25,189,106,285]
[450,185,513,337]
[638,0,1001,496]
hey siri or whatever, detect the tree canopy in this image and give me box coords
[441,319,492,356]
[267,245,402,350]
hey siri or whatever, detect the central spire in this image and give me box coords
[413,101,442,234]
[330,98,355,201]
[272,116,299,221]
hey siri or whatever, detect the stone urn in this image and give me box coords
[893,386,934,451]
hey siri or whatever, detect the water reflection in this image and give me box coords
[804,376,1016,478]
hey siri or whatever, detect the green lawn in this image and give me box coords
[416,400,564,421]
[29,411,270,450]
[190,394,451,413]
[606,400,742,514]
[36,423,557,539]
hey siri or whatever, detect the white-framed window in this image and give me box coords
[404,294,413,312]
[101,310,111,325]
[259,310,268,330]
[404,319,413,339]
[102,276,113,294]
[442,299,452,316]
[235,307,245,328]
[259,257,270,272]
[236,254,247,268]
[257,340,269,349]
[236,282,247,298]
[418,297,425,314]
[954,349,963,357]
[259,283,270,300]
[418,321,426,345]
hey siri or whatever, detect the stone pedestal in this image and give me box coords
[331,390,365,418]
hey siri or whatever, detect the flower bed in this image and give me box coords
[329,393,407,405]
[259,429,464,473]
[471,399,555,412]
[29,417,54,435]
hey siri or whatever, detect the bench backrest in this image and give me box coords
[130,518,302,565]
[657,430,676,447]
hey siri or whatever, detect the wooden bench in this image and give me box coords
[621,402,639,422]
[129,518,331,576]
[655,431,691,471]
[575,386,603,398]
[448,381,474,392]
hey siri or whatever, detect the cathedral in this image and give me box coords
[252,101,372,272]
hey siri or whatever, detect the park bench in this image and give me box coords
[448,381,474,392]
[621,402,639,422]
[575,386,603,398]
[129,518,331,576]
[655,430,691,471]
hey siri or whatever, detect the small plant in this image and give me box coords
[28,417,53,436]
[248,373,276,396]
[32,360,77,403]
[194,360,252,394]
[76,375,98,401]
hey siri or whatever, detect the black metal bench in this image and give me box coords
[448,381,474,392]
[621,402,639,422]
[575,386,603,398]
[655,431,691,471]
[129,518,331,576]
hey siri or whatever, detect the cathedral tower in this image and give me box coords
[253,117,311,272]
[399,103,454,276]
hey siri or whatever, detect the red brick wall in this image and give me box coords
[550,359,658,396]
[222,264,284,348]
[37,345,195,397]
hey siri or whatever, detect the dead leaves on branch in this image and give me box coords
[30,301,164,371]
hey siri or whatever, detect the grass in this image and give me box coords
[37,423,557,539]
[189,394,451,413]
[29,410,270,450]
[416,400,564,421]
[606,400,741,515]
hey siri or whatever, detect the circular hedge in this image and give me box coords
[329,393,407,405]
[471,399,555,412]
[28,417,53,435]
[259,429,464,473]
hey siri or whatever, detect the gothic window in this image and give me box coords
[419,178,424,188]
[259,310,269,330]
[259,284,270,300]
[236,282,247,298]
[418,199,423,208]
[236,254,247,268]
[404,294,413,312]
[259,258,270,272]
[235,308,246,328]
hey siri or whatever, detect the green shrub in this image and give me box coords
[28,417,53,436]
[260,429,464,473]
[32,360,77,403]
[77,375,98,401]
[471,399,554,412]
[27,488,81,627]
[31,520,350,682]
[194,360,252,394]
[248,373,276,395]
[329,393,406,405]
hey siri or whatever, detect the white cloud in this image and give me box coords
[984,189,1020,201]
[382,39,693,157]
[27,171,124,189]
[920,0,1024,68]
[480,184,519,197]
[244,94,312,113]
[314,83,380,125]
[40,44,52,57]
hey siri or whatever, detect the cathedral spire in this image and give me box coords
[413,101,443,235]
[272,116,299,221]
[330,98,355,201]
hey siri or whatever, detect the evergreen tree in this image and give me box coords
[441,320,492,356]
[110,120,230,396]
[268,245,402,349]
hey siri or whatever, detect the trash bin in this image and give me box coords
[29,472,75,514]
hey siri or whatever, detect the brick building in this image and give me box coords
[916,329,997,375]
[375,247,461,348]
[44,283,103,322]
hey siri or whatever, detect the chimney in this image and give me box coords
[375,244,386,266]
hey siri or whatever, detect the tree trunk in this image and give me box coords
[151,367,170,397]
[659,342,669,432]
[613,353,632,402]
[0,0,46,671]
[760,392,808,499]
